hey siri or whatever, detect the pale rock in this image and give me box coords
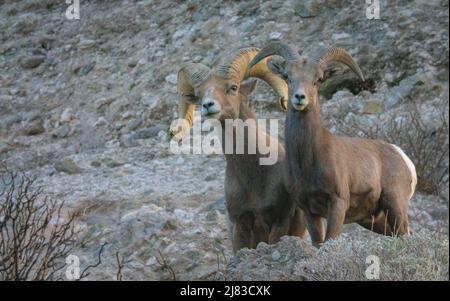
[165,73,178,85]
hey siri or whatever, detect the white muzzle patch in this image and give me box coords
[201,87,221,118]
[290,87,308,111]
[201,100,221,117]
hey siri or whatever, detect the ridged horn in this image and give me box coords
[171,63,211,137]
[216,47,289,111]
[247,42,301,70]
[312,47,365,81]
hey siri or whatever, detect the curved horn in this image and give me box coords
[171,63,211,137]
[247,42,301,70]
[216,47,290,111]
[312,47,365,81]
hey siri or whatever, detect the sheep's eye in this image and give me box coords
[229,84,239,93]
[315,78,324,86]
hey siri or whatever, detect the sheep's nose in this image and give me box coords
[294,93,306,101]
[202,101,215,109]
[201,99,221,117]
[291,92,308,110]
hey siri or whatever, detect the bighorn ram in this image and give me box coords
[249,42,417,246]
[171,47,306,252]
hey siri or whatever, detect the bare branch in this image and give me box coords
[155,249,176,281]
[78,241,108,280]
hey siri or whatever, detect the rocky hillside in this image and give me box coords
[0,0,448,280]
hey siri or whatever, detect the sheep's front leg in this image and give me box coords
[252,216,270,247]
[304,212,325,248]
[325,197,347,241]
[289,207,307,239]
[268,219,290,244]
[232,212,254,253]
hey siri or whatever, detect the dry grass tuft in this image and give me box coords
[295,230,448,281]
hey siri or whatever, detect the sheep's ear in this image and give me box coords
[239,79,257,96]
[268,59,288,81]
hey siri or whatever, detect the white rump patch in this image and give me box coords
[391,144,417,199]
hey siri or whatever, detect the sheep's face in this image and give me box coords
[195,76,256,121]
[268,58,323,112]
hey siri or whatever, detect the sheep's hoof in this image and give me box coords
[313,242,324,248]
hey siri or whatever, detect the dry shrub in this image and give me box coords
[0,165,78,280]
[0,163,105,281]
[338,102,449,195]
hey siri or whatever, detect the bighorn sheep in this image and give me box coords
[249,42,417,246]
[171,47,306,252]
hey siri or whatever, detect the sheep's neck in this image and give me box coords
[286,100,326,173]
